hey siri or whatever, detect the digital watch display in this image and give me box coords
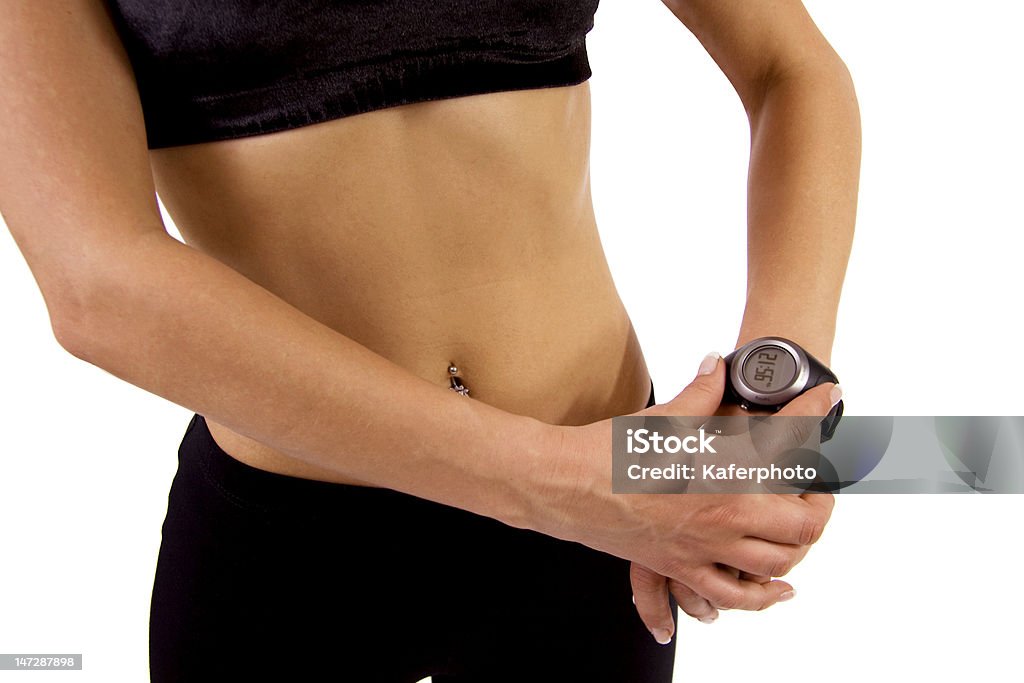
[723,336,843,442]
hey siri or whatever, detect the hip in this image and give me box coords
[151,385,672,680]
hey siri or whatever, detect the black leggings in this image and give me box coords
[149,382,676,682]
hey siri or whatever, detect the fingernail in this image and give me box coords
[698,352,721,376]
[631,594,636,605]
[699,616,716,624]
[651,628,673,645]
[779,589,797,602]
[829,384,843,407]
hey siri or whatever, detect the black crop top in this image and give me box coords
[103,0,601,149]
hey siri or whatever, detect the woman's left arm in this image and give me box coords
[629,0,860,643]
[664,0,861,366]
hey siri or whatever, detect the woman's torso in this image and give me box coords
[149,82,651,486]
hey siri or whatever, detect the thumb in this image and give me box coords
[640,352,725,419]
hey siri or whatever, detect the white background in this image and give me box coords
[1,1,1022,681]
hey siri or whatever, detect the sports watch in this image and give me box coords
[723,336,843,442]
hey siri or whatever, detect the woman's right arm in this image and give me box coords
[2,0,561,524]
[0,0,553,526]
[1,1,832,612]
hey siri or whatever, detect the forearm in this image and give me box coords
[54,229,561,529]
[737,62,861,365]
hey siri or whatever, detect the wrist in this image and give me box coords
[470,410,580,534]
[735,326,834,367]
[499,420,606,543]
[737,294,838,366]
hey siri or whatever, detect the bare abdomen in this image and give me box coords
[147,82,651,485]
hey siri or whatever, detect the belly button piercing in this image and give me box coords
[448,362,470,396]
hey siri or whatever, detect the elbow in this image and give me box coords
[810,55,861,127]
[747,52,860,133]
[51,316,94,363]
[36,234,161,362]
[816,55,861,137]
[747,48,858,113]
[44,276,113,363]
[787,51,857,104]
[48,292,99,362]
[823,54,859,107]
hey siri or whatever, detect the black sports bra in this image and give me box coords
[103,0,601,149]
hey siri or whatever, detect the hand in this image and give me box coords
[542,352,837,644]
[628,358,839,642]
[696,391,788,615]
[630,498,817,644]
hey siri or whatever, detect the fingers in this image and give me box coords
[761,382,843,452]
[723,565,771,585]
[716,494,832,546]
[767,491,835,546]
[726,569,774,609]
[688,565,797,611]
[632,563,720,631]
[738,571,771,584]
[737,383,840,461]
[780,382,843,419]
[630,563,677,645]
[800,488,836,515]
[643,352,725,423]
[667,578,719,624]
[677,352,725,414]
[722,537,810,578]
[647,565,790,626]
[799,488,836,531]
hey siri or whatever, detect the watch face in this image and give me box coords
[741,345,798,394]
